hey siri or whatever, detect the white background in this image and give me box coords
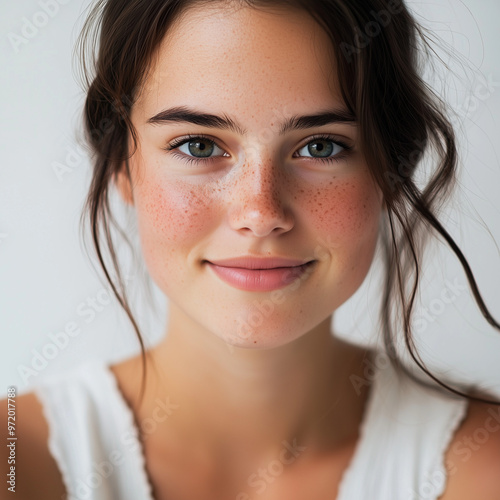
[1,0,499,395]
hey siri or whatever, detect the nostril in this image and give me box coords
[227,199,294,237]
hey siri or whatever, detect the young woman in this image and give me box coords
[2,0,500,499]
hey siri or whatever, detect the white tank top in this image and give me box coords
[32,354,469,500]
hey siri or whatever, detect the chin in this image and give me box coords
[215,324,309,351]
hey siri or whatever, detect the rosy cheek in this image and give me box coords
[134,180,215,283]
[137,181,212,242]
[307,177,381,247]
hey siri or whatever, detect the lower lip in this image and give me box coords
[205,261,316,292]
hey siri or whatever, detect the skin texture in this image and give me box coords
[2,4,500,500]
[113,3,385,497]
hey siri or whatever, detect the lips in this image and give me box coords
[206,256,313,270]
[204,256,316,292]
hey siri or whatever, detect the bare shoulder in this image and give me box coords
[439,394,500,500]
[0,391,67,500]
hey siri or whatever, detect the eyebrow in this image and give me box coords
[146,105,357,135]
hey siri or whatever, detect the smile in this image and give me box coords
[205,261,316,292]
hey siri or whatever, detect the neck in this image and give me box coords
[138,301,373,463]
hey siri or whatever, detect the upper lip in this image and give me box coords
[205,256,315,269]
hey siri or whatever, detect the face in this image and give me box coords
[118,3,384,349]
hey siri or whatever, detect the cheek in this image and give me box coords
[307,175,381,256]
[138,182,208,238]
[134,180,214,280]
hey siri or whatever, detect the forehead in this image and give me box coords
[134,3,343,123]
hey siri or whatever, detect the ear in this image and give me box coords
[114,163,134,205]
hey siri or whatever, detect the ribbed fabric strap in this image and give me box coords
[336,360,468,500]
[33,360,154,500]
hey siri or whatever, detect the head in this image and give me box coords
[79,0,466,397]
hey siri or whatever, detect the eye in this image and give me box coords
[164,133,353,166]
[294,135,353,164]
[165,134,228,164]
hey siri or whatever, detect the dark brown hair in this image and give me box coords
[77,0,500,407]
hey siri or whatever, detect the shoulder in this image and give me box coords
[0,391,67,500]
[439,394,500,500]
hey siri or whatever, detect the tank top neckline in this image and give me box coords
[99,349,381,500]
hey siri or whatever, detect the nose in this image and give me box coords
[227,158,294,238]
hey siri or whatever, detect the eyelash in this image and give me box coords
[164,133,353,166]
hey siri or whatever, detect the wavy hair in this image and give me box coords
[77,0,500,407]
